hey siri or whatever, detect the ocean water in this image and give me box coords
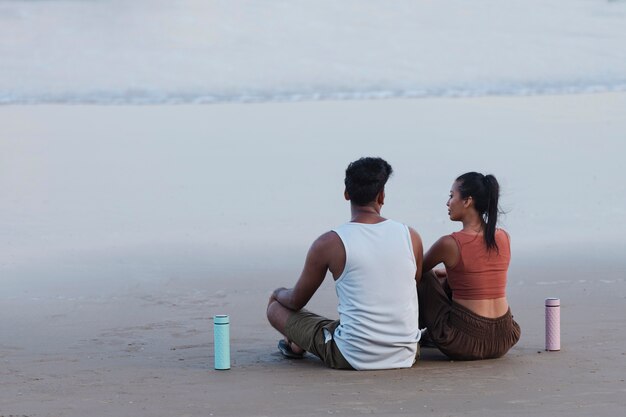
[2,0,626,104]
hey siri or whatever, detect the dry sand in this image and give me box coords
[1,93,625,416]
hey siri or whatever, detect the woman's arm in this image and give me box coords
[422,235,460,274]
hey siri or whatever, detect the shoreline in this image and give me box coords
[3,88,626,106]
[3,86,626,107]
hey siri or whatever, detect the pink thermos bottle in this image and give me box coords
[545,298,560,351]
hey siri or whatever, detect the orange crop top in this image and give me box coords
[446,229,511,300]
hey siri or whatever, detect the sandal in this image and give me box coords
[278,339,304,359]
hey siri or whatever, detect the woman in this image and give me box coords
[418,172,520,360]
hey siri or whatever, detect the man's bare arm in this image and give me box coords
[409,227,424,282]
[271,232,337,311]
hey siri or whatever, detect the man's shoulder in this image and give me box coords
[313,230,343,249]
[308,231,345,267]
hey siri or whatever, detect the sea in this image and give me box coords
[1,0,626,104]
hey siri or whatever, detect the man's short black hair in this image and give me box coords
[344,157,393,206]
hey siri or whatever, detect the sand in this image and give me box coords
[1,93,626,416]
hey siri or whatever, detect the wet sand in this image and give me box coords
[2,253,625,416]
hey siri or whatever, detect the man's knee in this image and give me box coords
[267,300,291,334]
[267,300,280,324]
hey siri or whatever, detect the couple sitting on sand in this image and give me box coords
[267,157,521,370]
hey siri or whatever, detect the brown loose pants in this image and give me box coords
[418,270,521,360]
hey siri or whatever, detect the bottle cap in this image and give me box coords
[214,314,229,324]
[545,298,560,307]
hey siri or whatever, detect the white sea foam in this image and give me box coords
[537,280,573,286]
[2,0,626,104]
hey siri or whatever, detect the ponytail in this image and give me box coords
[456,172,501,252]
[482,174,500,252]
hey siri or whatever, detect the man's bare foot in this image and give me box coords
[278,339,305,359]
[288,339,305,355]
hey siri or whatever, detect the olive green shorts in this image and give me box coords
[284,310,354,370]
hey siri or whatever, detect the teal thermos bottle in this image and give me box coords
[213,315,230,370]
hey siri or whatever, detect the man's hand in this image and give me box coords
[269,287,289,308]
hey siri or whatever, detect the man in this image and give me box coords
[267,157,423,370]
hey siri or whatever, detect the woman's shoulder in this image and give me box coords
[438,234,461,252]
[451,230,481,245]
[495,229,512,256]
[496,228,511,241]
[450,230,469,239]
[426,234,461,270]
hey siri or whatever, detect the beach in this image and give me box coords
[2,93,626,416]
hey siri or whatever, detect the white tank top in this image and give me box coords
[331,219,420,370]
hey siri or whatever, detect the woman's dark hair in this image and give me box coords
[456,172,501,252]
[344,157,393,206]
